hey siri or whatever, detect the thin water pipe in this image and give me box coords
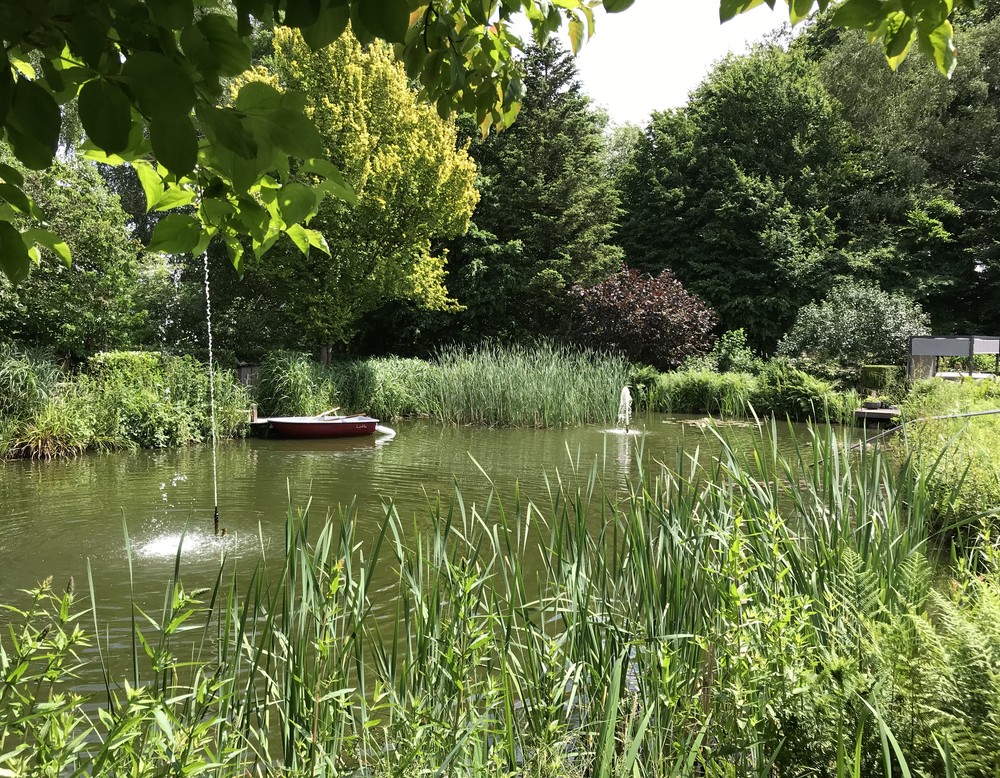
[202,252,220,535]
[852,407,1000,450]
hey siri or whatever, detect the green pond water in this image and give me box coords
[0,414,805,688]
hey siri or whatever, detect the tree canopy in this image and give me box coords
[0,0,973,291]
[219,28,478,352]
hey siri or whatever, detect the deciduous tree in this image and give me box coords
[569,269,718,370]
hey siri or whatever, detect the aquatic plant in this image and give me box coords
[2,423,996,775]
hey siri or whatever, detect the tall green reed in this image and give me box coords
[3,423,995,776]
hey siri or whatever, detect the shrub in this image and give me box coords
[86,351,248,449]
[0,345,61,421]
[569,269,718,370]
[682,328,764,374]
[860,364,905,399]
[751,360,851,422]
[778,281,930,367]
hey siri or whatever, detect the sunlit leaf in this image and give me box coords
[133,161,165,212]
[147,214,203,254]
[285,223,312,254]
[22,228,71,267]
[153,187,198,212]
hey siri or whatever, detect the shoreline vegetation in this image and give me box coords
[0,343,869,461]
[5,424,1000,775]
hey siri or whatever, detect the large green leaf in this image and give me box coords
[0,163,24,187]
[147,214,203,254]
[302,158,358,204]
[122,52,196,119]
[198,105,258,159]
[224,233,245,276]
[266,108,325,159]
[790,0,815,24]
[0,182,37,217]
[148,0,194,29]
[66,13,110,68]
[603,0,636,11]
[285,0,322,26]
[153,187,198,211]
[6,78,60,170]
[918,19,956,77]
[78,79,133,154]
[0,50,12,128]
[719,0,767,22]
[275,182,319,225]
[301,1,351,50]
[284,223,312,254]
[0,221,32,283]
[150,114,198,175]
[133,161,165,212]
[21,228,71,267]
[182,14,251,77]
[831,0,886,28]
[235,81,283,112]
[357,0,410,43]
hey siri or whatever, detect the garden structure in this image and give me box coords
[908,336,1000,380]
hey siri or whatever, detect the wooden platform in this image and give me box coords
[854,407,902,425]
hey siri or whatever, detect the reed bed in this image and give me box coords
[3,423,996,775]
[258,343,631,427]
[429,342,629,427]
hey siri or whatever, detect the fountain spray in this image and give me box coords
[203,252,220,535]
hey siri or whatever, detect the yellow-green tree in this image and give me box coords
[205,28,478,355]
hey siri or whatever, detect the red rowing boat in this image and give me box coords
[267,413,379,439]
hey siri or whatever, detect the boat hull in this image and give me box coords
[268,416,379,439]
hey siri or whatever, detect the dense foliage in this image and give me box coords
[0,159,142,360]
[152,29,479,357]
[0,349,248,458]
[365,41,625,349]
[616,46,851,351]
[0,0,619,290]
[570,269,717,370]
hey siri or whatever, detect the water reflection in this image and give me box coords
[0,414,807,685]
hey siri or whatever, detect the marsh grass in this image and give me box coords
[258,343,631,427]
[3,423,999,775]
[428,342,630,427]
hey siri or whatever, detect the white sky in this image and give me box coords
[572,1,789,125]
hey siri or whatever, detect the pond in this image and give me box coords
[0,413,806,688]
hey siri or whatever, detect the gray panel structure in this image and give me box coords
[908,336,1000,378]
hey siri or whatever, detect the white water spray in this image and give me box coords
[617,386,633,431]
[202,252,220,535]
